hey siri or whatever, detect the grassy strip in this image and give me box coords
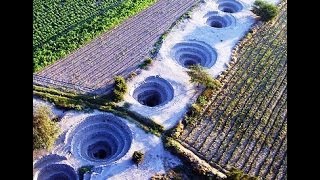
[33,85,112,106]
[33,85,164,136]
[33,0,157,72]
[163,136,227,179]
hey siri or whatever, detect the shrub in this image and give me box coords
[139,58,153,69]
[187,65,221,90]
[252,0,278,21]
[226,167,258,180]
[113,76,128,102]
[132,151,144,165]
[33,105,59,150]
[197,95,208,106]
[171,121,184,139]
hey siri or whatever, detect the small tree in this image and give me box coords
[113,76,128,102]
[187,65,221,90]
[252,0,278,22]
[132,151,144,165]
[33,105,59,150]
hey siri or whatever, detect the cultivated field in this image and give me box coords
[33,0,157,72]
[34,0,197,94]
[178,1,287,179]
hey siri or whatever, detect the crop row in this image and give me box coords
[33,0,158,72]
[179,1,287,179]
[35,0,197,93]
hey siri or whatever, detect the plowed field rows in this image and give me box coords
[178,1,287,179]
[34,0,197,94]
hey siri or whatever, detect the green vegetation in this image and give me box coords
[33,0,157,72]
[132,151,144,165]
[78,165,94,180]
[33,85,164,136]
[253,0,279,21]
[113,76,128,102]
[226,168,258,180]
[33,85,113,111]
[183,65,222,125]
[187,65,222,90]
[169,121,184,139]
[163,136,222,179]
[33,105,59,150]
[139,58,153,69]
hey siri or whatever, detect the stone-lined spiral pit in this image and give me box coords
[69,114,132,165]
[218,0,243,13]
[35,163,77,180]
[205,12,235,28]
[171,40,217,68]
[133,76,174,107]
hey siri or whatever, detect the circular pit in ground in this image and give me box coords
[70,114,133,165]
[218,0,243,13]
[133,76,174,107]
[205,12,235,28]
[35,163,77,180]
[171,40,217,68]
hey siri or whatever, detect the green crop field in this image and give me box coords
[33,0,157,72]
[178,1,287,179]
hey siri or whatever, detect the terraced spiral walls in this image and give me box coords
[69,114,133,165]
[218,0,244,13]
[132,76,174,107]
[34,114,133,179]
[33,154,77,180]
[205,11,235,28]
[36,163,77,180]
[170,40,217,68]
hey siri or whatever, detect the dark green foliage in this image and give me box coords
[33,0,157,72]
[132,151,144,165]
[33,105,59,150]
[78,165,94,180]
[187,65,222,90]
[197,95,208,106]
[226,168,258,180]
[139,58,153,69]
[252,0,278,21]
[113,76,128,102]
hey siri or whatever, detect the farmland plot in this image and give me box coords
[33,0,157,72]
[34,0,198,94]
[178,1,287,179]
